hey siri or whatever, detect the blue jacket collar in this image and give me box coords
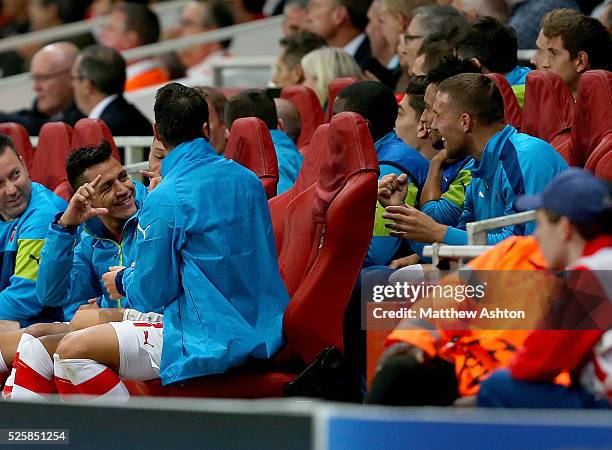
[374,131,398,154]
[505,65,531,86]
[270,129,294,146]
[471,125,516,181]
[161,138,215,177]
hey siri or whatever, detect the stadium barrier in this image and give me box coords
[0,397,610,450]
[421,210,537,266]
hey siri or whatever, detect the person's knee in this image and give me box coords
[56,331,92,360]
[477,369,513,407]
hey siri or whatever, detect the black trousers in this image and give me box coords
[365,354,459,406]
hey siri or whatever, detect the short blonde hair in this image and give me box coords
[301,47,363,105]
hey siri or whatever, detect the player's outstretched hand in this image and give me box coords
[59,174,108,228]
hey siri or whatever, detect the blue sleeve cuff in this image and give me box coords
[115,268,127,297]
[443,227,468,245]
[51,211,78,234]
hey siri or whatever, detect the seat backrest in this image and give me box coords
[269,123,330,254]
[586,132,612,171]
[571,70,612,167]
[0,122,34,169]
[522,70,574,145]
[30,122,74,191]
[278,112,379,363]
[225,117,279,199]
[280,85,324,149]
[325,77,358,122]
[53,179,74,201]
[595,147,612,182]
[71,118,122,163]
[486,73,522,130]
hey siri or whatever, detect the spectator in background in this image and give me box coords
[377,0,433,68]
[99,2,169,92]
[272,31,326,88]
[451,0,509,22]
[282,0,309,35]
[600,3,612,31]
[410,35,455,76]
[397,4,467,81]
[173,0,235,79]
[229,0,267,23]
[0,0,29,38]
[88,0,119,18]
[0,0,94,78]
[305,0,375,71]
[508,0,580,49]
[71,45,152,137]
[225,89,304,194]
[365,0,396,71]
[0,42,84,135]
[274,97,302,144]
[456,17,531,106]
[538,10,612,96]
[301,47,363,106]
[194,86,228,155]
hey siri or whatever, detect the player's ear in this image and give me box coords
[202,122,210,141]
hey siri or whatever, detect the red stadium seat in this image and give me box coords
[29,122,73,192]
[485,73,522,130]
[269,123,330,255]
[522,71,574,163]
[225,117,279,199]
[571,70,612,167]
[280,85,324,149]
[53,180,73,202]
[71,118,122,163]
[126,112,379,399]
[277,112,378,362]
[325,77,358,122]
[594,148,612,181]
[585,133,612,171]
[0,122,34,169]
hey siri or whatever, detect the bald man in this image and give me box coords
[274,98,302,144]
[0,42,84,135]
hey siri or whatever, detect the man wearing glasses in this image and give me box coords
[0,42,84,135]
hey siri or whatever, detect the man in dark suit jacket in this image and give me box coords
[71,45,152,138]
[0,42,85,135]
[306,0,370,66]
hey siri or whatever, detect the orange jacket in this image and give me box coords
[125,67,170,92]
[385,236,560,396]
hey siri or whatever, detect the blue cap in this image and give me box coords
[516,169,612,223]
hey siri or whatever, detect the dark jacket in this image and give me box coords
[0,101,84,135]
[98,95,152,137]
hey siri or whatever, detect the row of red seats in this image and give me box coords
[125,112,378,398]
[0,118,122,200]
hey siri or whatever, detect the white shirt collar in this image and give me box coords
[342,33,366,58]
[387,54,399,70]
[89,94,119,120]
[126,59,160,80]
